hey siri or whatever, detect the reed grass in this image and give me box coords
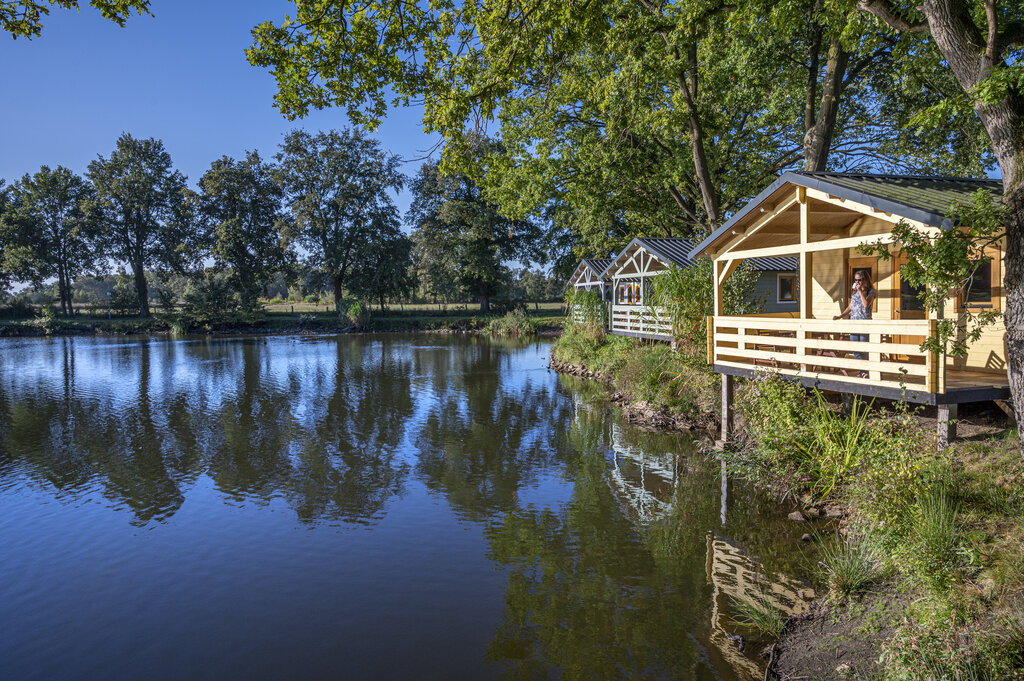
[731,592,785,637]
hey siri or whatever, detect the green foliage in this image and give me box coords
[881,620,995,681]
[650,260,763,350]
[87,133,198,317]
[275,128,404,313]
[486,309,537,337]
[740,373,925,502]
[860,190,1004,358]
[347,230,414,310]
[730,593,785,637]
[0,165,101,316]
[406,144,542,313]
[1,0,150,39]
[564,288,606,334]
[199,151,290,313]
[552,328,718,417]
[110,271,138,316]
[347,300,368,328]
[902,487,965,593]
[180,270,240,325]
[817,528,887,599]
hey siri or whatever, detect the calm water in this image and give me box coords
[0,334,814,681]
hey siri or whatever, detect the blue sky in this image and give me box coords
[0,0,438,219]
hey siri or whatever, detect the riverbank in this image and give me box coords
[549,326,1024,680]
[0,308,564,338]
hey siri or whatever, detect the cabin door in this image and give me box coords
[892,258,928,361]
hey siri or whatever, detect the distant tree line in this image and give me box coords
[0,130,556,318]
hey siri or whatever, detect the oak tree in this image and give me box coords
[87,134,198,317]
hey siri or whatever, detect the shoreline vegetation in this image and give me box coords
[550,323,1024,680]
[0,302,563,338]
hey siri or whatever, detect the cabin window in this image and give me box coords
[626,284,634,305]
[634,283,643,304]
[960,247,1000,310]
[777,274,796,303]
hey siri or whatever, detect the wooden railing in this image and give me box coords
[708,315,943,393]
[611,305,671,339]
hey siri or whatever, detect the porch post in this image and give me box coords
[719,373,735,446]
[798,188,813,371]
[937,403,958,450]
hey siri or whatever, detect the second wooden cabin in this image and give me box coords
[603,237,797,340]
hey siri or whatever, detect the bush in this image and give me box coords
[181,271,240,325]
[348,300,369,328]
[564,288,606,334]
[902,487,965,593]
[882,620,993,681]
[487,309,538,337]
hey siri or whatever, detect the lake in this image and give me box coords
[0,334,814,680]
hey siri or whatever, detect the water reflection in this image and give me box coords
[0,335,814,681]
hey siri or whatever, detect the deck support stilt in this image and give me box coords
[718,374,735,448]
[937,403,958,450]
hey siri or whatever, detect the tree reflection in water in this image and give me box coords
[0,334,815,681]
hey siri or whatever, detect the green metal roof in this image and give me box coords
[805,172,1002,220]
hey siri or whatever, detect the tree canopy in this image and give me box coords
[199,151,291,313]
[0,165,100,315]
[274,128,405,313]
[407,147,543,313]
[86,133,197,317]
[1,0,150,39]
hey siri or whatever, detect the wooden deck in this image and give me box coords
[709,315,1011,405]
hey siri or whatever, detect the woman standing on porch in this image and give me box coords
[834,271,876,361]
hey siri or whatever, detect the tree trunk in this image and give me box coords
[333,274,343,314]
[804,42,849,171]
[133,263,150,318]
[1002,184,1024,455]
[479,291,490,314]
[679,44,720,226]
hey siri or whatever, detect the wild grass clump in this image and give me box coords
[486,309,538,336]
[882,620,1000,681]
[818,528,888,599]
[902,487,965,593]
[730,592,785,637]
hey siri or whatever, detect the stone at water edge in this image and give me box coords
[787,511,806,522]
[800,533,813,542]
[804,506,821,519]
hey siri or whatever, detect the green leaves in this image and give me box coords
[275,127,405,311]
[1,1,150,39]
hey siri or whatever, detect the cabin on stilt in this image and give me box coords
[566,257,615,326]
[604,237,796,341]
[689,171,1010,448]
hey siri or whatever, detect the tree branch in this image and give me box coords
[855,0,929,31]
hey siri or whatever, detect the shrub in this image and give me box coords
[181,271,240,325]
[487,309,538,337]
[564,288,606,334]
[882,620,993,681]
[348,300,369,328]
[739,371,815,480]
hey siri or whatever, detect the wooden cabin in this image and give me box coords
[604,237,797,341]
[689,171,1010,446]
[567,258,614,298]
